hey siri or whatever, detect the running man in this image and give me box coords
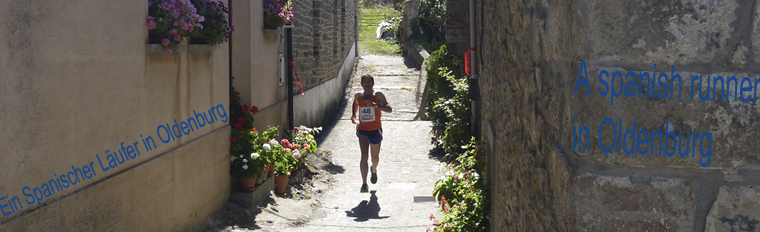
[352,74,392,193]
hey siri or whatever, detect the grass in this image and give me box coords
[359,5,401,55]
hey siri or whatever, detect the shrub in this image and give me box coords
[417,0,446,45]
[426,45,469,158]
[430,139,490,232]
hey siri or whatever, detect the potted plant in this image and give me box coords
[258,126,280,177]
[230,150,266,192]
[191,0,234,45]
[262,0,294,29]
[228,76,262,191]
[267,137,296,194]
[286,125,321,169]
[147,0,205,54]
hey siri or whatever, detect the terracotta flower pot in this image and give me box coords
[274,174,290,194]
[267,163,275,177]
[240,178,256,192]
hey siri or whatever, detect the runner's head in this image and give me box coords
[361,74,374,90]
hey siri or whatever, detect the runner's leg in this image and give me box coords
[370,142,381,173]
[359,134,370,184]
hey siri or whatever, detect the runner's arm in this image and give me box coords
[374,92,393,113]
[351,93,361,123]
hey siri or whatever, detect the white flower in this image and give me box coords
[243,159,248,163]
[239,155,243,158]
[251,153,260,159]
[472,172,479,178]
[243,165,248,169]
[293,150,301,159]
[231,157,236,161]
[269,139,278,146]
[263,144,271,150]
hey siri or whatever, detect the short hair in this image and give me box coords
[361,74,374,83]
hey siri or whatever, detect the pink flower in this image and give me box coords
[147,20,156,30]
[293,150,301,159]
[170,29,177,35]
[165,49,172,54]
[172,10,180,18]
[146,15,155,20]
[162,38,171,46]
[174,35,181,41]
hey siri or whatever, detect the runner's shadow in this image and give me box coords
[345,191,390,222]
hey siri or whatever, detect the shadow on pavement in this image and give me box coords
[427,148,446,162]
[329,163,346,174]
[345,191,390,222]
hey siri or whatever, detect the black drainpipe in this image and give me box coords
[286,25,294,130]
[228,0,233,81]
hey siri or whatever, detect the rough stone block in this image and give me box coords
[573,173,694,231]
[576,0,739,65]
[705,186,760,231]
[571,64,760,169]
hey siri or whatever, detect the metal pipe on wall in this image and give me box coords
[228,0,233,80]
[469,0,479,139]
[285,25,295,130]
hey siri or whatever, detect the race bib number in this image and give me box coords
[359,107,375,122]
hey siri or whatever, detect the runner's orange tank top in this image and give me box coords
[355,92,382,131]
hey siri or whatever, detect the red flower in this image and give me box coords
[443,204,450,212]
[292,144,301,149]
[429,214,435,220]
[251,128,257,132]
[243,104,249,112]
[303,144,309,151]
[280,139,291,148]
[251,106,259,115]
[229,95,232,103]
[234,123,243,131]
[231,76,235,80]
[237,117,245,124]
[229,136,237,142]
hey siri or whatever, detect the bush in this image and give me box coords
[426,45,469,158]
[430,139,490,232]
[417,0,446,45]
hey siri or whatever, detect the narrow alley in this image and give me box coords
[283,54,445,231]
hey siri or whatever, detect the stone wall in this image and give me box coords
[291,0,357,90]
[476,0,760,231]
[445,0,469,58]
